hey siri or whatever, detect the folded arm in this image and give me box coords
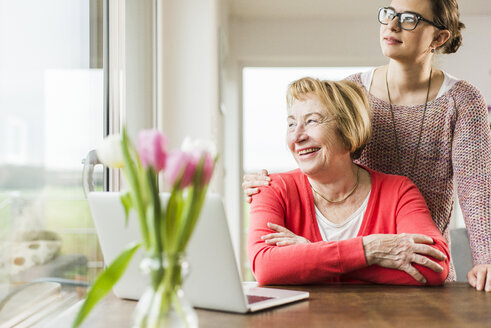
[248,175,449,286]
[247,184,367,285]
[344,179,450,285]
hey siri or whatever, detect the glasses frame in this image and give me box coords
[378,7,446,31]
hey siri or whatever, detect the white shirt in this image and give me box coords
[315,192,370,242]
[360,68,459,99]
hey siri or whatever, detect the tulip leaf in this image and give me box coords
[72,242,141,328]
[120,190,133,227]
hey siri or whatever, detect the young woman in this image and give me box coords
[243,0,490,291]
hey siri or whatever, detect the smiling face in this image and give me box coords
[286,93,350,178]
[380,0,439,61]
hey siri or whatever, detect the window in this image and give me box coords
[0,1,105,288]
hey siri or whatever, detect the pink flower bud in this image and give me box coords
[186,151,215,186]
[202,153,215,185]
[164,150,197,189]
[137,129,168,171]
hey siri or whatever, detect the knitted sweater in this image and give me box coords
[347,72,491,281]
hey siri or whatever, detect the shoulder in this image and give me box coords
[345,67,379,93]
[345,72,363,85]
[252,169,310,209]
[366,168,428,212]
[448,79,486,103]
[364,168,430,218]
[451,79,483,94]
[268,169,307,192]
[444,79,488,120]
[368,167,416,193]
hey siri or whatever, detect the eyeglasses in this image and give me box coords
[378,7,445,31]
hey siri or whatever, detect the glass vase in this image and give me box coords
[133,253,198,328]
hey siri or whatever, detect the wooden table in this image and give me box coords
[70,282,490,328]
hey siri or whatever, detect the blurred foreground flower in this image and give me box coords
[95,134,124,168]
[74,128,217,328]
[164,150,196,189]
[138,129,168,171]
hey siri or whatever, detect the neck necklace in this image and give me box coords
[311,166,360,204]
[385,67,432,176]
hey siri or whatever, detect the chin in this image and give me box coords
[381,46,394,58]
[298,165,318,177]
[297,165,310,175]
[382,49,404,61]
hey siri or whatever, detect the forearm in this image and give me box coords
[248,238,367,285]
[346,237,449,285]
[455,151,491,265]
[247,180,365,285]
[343,264,446,286]
[456,173,491,265]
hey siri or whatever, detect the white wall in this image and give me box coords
[231,15,491,98]
[231,17,386,67]
[438,16,491,104]
[154,0,249,268]
[157,0,219,149]
[154,0,251,261]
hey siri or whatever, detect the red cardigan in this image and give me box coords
[247,167,450,286]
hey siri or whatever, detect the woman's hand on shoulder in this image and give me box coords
[242,169,271,203]
[362,233,447,284]
[467,264,491,292]
[261,222,310,246]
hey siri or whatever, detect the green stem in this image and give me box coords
[176,185,208,253]
[121,128,151,250]
[146,168,165,290]
[157,255,183,315]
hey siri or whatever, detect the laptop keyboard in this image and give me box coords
[246,295,274,304]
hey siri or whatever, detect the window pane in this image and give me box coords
[0,0,104,287]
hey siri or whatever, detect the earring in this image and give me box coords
[431,48,435,53]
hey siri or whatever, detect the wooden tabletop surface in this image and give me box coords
[68,282,490,328]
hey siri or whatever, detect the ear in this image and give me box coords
[431,29,451,49]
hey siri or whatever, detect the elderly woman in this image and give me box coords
[248,77,449,285]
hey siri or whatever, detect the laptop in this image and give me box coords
[87,192,309,313]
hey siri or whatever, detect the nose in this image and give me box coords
[291,123,308,144]
[387,15,401,31]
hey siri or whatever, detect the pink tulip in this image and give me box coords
[137,129,168,171]
[180,138,216,182]
[200,152,215,185]
[164,150,197,189]
[182,151,214,186]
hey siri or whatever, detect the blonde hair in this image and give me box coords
[286,77,372,159]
